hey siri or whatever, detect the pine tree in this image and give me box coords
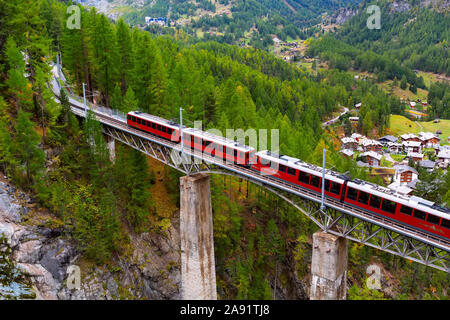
[14,110,45,186]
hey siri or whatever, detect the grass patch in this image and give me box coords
[388,115,450,145]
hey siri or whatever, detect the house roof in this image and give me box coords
[378,135,397,143]
[360,139,382,147]
[400,133,418,140]
[407,152,424,159]
[402,141,422,147]
[341,137,356,144]
[340,149,354,157]
[361,151,382,161]
[419,160,435,169]
[419,132,439,141]
[394,164,418,175]
[437,149,450,159]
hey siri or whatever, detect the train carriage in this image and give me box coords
[127,111,181,142]
[252,150,347,200]
[253,150,450,240]
[182,128,256,166]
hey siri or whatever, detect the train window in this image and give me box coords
[346,187,358,201]
[162,126,167,133]
[287,167,296,176]
[426,214,440,225]
[278,164,287,173]
[147,121,151,127]
[325,180,331,192]
[310,175,320,188]
[132,116,136,122]
[400,205,413,216]
[381,199,396,214]
[234,150,238,157]
[298,171,310,184]
[127,115,131,120]
[413,210,426,220]
[441,219,450,229]
[167,128,173,135]
[330,182,341,195]
[369,195,381,209]
[137,118,141,124]
[358,191,370,205]
[152,123,156,129]
[142,120,146,126]
[157,124,161,131]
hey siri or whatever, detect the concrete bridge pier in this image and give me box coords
[105,135,115,163]
[310,231,348,300]
[180,173,217,300]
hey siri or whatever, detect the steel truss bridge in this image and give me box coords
[51,63,450,273]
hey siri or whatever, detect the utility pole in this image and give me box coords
[321,148,327,210]
[83,82,87,117]
[180,107,184,154]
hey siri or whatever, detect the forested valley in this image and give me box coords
[0,0,449,300]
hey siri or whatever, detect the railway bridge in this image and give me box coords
[51,61,449,300]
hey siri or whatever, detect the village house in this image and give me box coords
[393,164,418,184]
[341,137,357,150]
[437,149,450,165]
[387,142,403,154]
[361,139,382,152]
[402,140,422,154]
[378,135,397,146]
[340,149,354,159]
[360,151,382,167]
[419,132,440,148]
[400,133,420,143]
[351,133,364,142]
[407,152,424,162]
[419,159,435,172]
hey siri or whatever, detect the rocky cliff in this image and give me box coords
[0,178,181,300]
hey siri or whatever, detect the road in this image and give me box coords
[322,107,349,127]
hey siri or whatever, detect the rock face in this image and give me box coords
[0,179,181,300]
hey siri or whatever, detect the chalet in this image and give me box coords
[419,159,435,172]
[407,152,424,162]
[419,132,440,147]
[393,165,418,184]
[378,135,397,146]
[360,151,382,167]
[355,103,362,110]
[402,140,422,154]
[410,101,417,109]
[349,117,359,122]
[340,149,354,159]
[437,149,450,164]
[341,137,357,150]
[351,133,364,142]
[360,139,382,152]
[387,142,403,154]
[400,133,420,143]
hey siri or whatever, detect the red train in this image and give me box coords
[127,111,450,241]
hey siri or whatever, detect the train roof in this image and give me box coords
[128,111,181,130]
[183,127,255,152]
